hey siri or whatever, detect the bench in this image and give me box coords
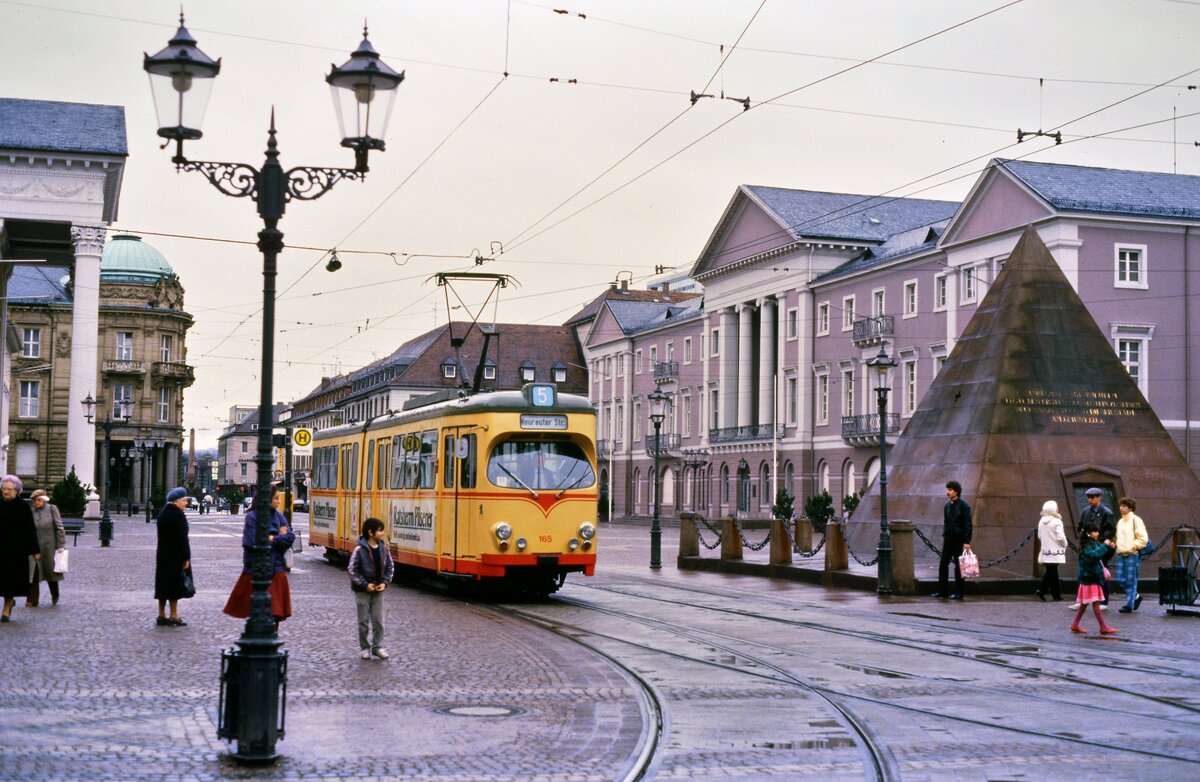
[63,518,84,546]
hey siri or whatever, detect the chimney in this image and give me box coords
[609,281,617,290]
[620,278,629,290]
[661,281,670,292]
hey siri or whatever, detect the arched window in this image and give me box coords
[784,461,795,499]
[662,467,675,507]
[865,456,880,488]
[818,461,830,493]
[720,463,730,508]
[842,460,857,502]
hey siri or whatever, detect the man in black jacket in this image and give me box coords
[933,480,973,599]
[1077,487,1116,607]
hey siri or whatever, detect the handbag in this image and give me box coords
[180,568,196,599]
[53,548,69,574]
[958,550,980,578]
[1139,538,1157,560]
[283,547,295,571]
[1102,565,1112,580]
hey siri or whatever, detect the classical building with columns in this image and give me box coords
[575,159,1200,522]
[1,98,195,502]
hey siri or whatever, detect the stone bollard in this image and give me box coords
[1172,526,1199,566]
[721,516,743,561]
[678,512,700,559]
[795,517,814,553]
[889,520,916,594]
[825,520,848,571]
[769,518,791,565]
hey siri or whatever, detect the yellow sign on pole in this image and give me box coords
[292,427,313,456]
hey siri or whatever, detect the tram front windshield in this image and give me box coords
[487,439,595,492]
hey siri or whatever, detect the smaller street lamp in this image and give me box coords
[135,436,167,523]
[866,343,898,597]
[81,394,133,546]
[648,389,668,570]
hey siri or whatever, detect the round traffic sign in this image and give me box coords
[293,429,312,447]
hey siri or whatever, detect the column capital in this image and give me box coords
[71,223,107,256]
[756,296,777,309]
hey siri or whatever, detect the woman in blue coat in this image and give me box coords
[155,487,192,626]
[223,486,294,624]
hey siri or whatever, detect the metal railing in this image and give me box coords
[653,360,679,382]
[841,413,901,438]
[708,424,784,443]
[645,432,681,455]
[852,314,894,345]
[596,439,613,457]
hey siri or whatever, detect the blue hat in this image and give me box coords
[166,486,188,503]
[1085,487,1103,497]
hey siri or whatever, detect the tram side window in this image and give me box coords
[377,441,390,490]
[365,439,375,490]
[419,430,437,489]
[459,434,477,489]
[443,435,454,489]
[391,436,404,489]
[351,442,359,490]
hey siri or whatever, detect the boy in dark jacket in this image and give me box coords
[348,517,395,660]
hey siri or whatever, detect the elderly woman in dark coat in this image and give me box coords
[0,474,39,623]
[154,487,192,627]
[28,489,66,606]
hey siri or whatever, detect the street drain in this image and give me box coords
[434,705,525,718]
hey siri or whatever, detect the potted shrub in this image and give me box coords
[804,490,835,533]
[771,487,795,522]
[50,466,89,517]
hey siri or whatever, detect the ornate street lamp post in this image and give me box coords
[144,14,403,763]
[867,344,898,597]
[648,390,668,570]
[135,436,166,523]
[81,394,133,546]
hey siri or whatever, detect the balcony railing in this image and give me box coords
[645,432,681,456]
[852,315,894,346]
[102,359,144,375]
[708,424,784,444]
[653,360,678,383]
[597,439,612,457]
[153,361,195,385]
[841,413,901,446]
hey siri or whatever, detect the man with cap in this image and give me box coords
[1078,488,1116,607]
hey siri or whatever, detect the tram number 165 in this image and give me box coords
[539,535,553,543]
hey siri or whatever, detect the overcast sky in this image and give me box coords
[3,0,1198,448]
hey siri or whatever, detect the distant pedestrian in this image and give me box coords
[1035,500,1067,601]
[223,487,294,625]
[1078,487,1116,607]
[154,487,193,627]
[1072,521,1117,635]
[932,480,972,600]
[1114,497,1149,613]
[28,489,66,607]
[349,517,394,660]
[0,475,39,623]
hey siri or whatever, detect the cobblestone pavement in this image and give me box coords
[2,515,1198,781]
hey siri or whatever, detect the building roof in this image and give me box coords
[564,286,701,327]
[218,405,288,439]
[7,264,71,304]
[744,185,959,243]
[811,223,948,284]
[995,158,1200,220]
[606,296,704,335]
[0,98,128,156]
[100,235,175,282]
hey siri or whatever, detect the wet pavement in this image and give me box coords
[1,514,1198,780]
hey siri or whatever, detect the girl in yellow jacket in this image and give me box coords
[1113,497,1149,613]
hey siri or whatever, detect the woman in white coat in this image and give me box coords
[1035,500,1067,601]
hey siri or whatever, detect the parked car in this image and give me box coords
[292,498,309,514]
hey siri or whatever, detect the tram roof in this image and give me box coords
[314,388,595,440]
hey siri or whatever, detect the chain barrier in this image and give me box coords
[781,521,827,558]
[979,528,1036,568]
[732,518,772,552]
[1140,524,1200,561]
[913,526,943,558]
[846,545,879,567]
[690,514,723,551]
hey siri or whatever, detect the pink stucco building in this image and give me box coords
[572,159,1200,521]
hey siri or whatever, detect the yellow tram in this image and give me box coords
[309,383,598,593]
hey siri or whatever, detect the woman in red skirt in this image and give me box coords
[223,487,294,625]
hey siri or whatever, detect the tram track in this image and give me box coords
[486,586,1200,774]
[576,579,1200,707]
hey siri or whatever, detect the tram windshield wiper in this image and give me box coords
[555,469,587,499]
[498,462,538,499]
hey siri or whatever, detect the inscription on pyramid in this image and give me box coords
[846,225,1200,565]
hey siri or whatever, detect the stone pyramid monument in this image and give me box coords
[845,225,1200,568]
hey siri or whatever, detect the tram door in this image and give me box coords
[443,429,478,573]
[338,442,361,547]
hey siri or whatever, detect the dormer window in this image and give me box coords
[441,359,457,379]
[552,362,567,383]
[483,359,497,380]
[520,361,535,382]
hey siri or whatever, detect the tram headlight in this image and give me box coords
[567,538,580,551]
[493,522,512,541]
[578,522,596,541]
[516,537,528,551]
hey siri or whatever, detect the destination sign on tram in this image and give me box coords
[520,414,568,430]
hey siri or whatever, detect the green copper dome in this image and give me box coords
[100,234,174,283]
